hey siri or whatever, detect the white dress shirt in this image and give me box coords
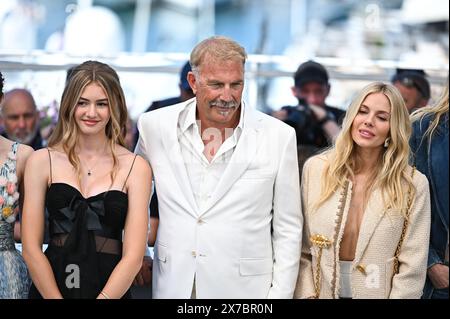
[177,102,244,211]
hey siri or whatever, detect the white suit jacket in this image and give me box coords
[136,98,302,299]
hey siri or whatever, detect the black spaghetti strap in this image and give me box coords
[122,154,138,191]
[47,148,53,184]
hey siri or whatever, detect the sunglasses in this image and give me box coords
[398,76,427,98]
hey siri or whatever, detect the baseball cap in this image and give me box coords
[391,68,430,100]
[294,60,329,88]
[179,61,192,92]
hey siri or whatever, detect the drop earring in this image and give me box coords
[384,137,390,148]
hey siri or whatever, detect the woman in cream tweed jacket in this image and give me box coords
[294,82,431,299]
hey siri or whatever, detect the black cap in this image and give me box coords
[294,60,329,88]
[392,68,430,100]
[179,61,192,92]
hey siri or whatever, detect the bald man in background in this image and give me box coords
[0,88,44,150]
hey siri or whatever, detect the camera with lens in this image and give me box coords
[280,98,322,146]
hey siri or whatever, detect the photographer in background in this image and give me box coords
[272,60,344,174]
[391,68,430,114]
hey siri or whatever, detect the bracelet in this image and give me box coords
[100,291,110,299]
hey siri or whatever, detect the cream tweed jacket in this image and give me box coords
[294,154,431,299]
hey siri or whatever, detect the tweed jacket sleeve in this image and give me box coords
[389,171,431,298]
[294,158,318,298]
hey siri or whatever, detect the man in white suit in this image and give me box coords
[136,36,302,298]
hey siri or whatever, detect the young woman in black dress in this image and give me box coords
[22,61,151,299]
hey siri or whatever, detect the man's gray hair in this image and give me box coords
[190,36,247,76]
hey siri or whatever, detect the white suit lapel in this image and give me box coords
[199,106,261,216]
[160,102,199,217]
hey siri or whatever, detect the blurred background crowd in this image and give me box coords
[0,0,448,151]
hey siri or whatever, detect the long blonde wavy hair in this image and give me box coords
[316,82,414,215]
[48,60,128,186]
[411,78,449,143]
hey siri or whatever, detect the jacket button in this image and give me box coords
[356,264,366,275]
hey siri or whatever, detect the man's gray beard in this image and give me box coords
[11,126,39,145]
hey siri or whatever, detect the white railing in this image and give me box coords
[1,50,448,118]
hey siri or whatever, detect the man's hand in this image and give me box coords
[133,256,153,286]
[272,109,288,121]
[308,104,327,122]
[428,263,449,289]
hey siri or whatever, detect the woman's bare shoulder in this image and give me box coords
[115,145,133,156]
[133,154,151,171]
[15,144,35,174]
[114,145,135,163]
[126,157,151,194]
[25,148,53,167]
[17,144,34,159]
[126,153,151,179]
